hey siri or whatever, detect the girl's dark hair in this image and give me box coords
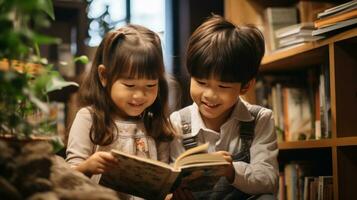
[79,24,173,146]
[186,15,265,87]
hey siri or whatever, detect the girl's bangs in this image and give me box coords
[115,47,163,80]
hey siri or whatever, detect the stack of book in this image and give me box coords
[275,23,324,48]
[312,0,357,36]
[264,7,298,51]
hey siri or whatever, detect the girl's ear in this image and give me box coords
[240,79,256,95]
[98,64,107,87]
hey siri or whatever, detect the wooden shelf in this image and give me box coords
[225,1,357,199]
[279,137,357,150]
[278,139,334,150]
[336,136,357,147]
[261,27,357,71]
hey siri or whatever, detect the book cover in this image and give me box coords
[317,0,357,19]
[315,9,357,28]
[101,143,229,200]
[312,17,357,36]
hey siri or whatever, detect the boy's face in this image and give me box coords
[190,77,242,124]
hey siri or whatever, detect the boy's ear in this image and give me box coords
[98,64,107,87]
[240,79,256,95]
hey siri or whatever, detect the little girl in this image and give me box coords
[66,24,174,199]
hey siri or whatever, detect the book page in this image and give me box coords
[174,143,209,169]
[176,153,228,168]
[107,150,180,200]
[174,143,230,193]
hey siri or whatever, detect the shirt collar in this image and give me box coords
[230,97,255,122]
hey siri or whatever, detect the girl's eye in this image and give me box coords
[146,84,157,88]
[123,83,135,87]
[196,80,206,85]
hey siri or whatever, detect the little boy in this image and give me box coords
[169,15,278,199]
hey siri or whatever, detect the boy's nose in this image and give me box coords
[203,88,218,99]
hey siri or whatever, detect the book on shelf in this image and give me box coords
[317,0,357,19]
[264,7,298,51]
[99,143,229,200]
[312,17,357,36]
[283,87,313,141]
[318,176,333,200]
[314,9,357,28]
[297,1,335,23]
[282,162,333,200]
[303,176,316,200]
[319,65,331,139]
[275,22,315,38]
[278,35,324,48]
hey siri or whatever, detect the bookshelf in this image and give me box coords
[225,1,357,199]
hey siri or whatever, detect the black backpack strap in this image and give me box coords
[232,105,263,163]
[178,107,198,150]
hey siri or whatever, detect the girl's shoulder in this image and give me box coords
[75,107,93,121]
[77,106,92,115]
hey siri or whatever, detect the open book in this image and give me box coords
[100,143,229,200]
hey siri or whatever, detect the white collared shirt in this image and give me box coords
[169,98,279,194]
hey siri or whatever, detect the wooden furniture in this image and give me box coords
[39,0,88,146]
[225,1,357,199]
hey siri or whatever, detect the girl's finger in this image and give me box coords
[100,152,119,164]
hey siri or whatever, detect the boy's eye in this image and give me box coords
[219,85,231,89]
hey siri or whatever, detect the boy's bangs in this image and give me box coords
[189,50,240,83]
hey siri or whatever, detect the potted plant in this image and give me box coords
[0,0,88,141]
[0,1,122,199]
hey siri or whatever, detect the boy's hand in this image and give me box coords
[172,184,195,200]
[75,151,119,176]
[213,151,235,183]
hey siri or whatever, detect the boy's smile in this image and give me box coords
[190,77,242,130]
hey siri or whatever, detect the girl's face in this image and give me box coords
[110,78,159,118]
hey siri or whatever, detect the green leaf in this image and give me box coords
[39,0,55,20]
[33,33,61,45]
[46,76,79,93]
[74,55,89,64]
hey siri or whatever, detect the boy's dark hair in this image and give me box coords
[186,15,265,87]
[79,24,173,146]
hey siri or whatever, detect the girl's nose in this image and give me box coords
[133,89,145,98]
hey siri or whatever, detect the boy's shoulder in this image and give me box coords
[241,99,273,120]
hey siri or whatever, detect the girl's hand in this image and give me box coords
[213,151,235,183]
[75,151,119,176]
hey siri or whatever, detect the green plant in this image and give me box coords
[0,0,88,140]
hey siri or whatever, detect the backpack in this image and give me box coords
[178,105,263,200]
